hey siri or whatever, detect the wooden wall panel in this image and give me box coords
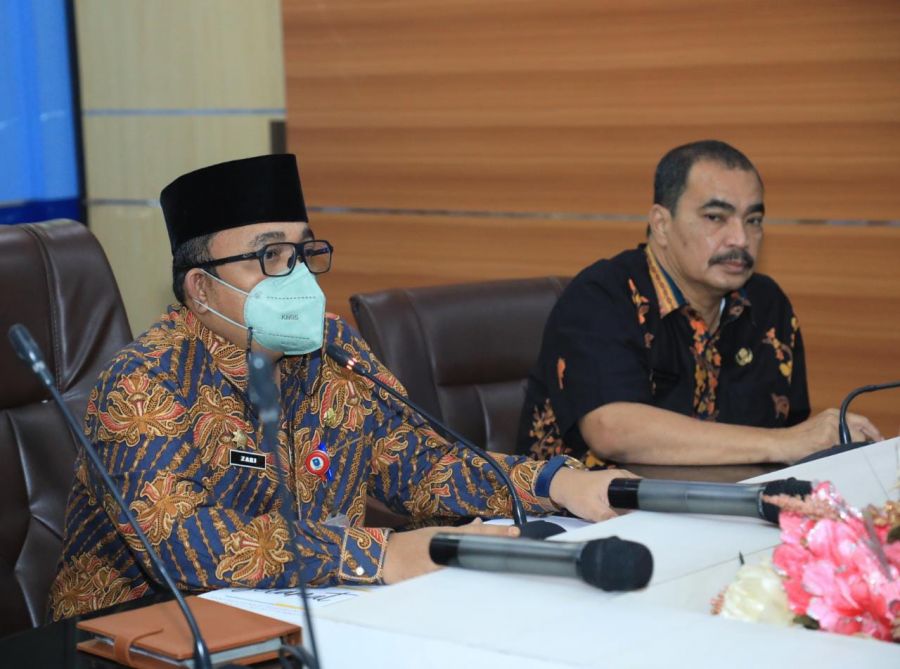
[82,116,280,200]
[310,213,647,319]
[284,0,900,220]
[89,205,173,332]
[76,0,285,109]
[284,0,900,436]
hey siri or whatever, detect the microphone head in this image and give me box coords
[247,352,279,406]
[7,323,55,389]
[325,343,353,369]
[759,477,813,524]
[607,478,640,509]
[519,520,566,539]
[428,533,460,566]
[579,536,653,591]
[8,322,39,365]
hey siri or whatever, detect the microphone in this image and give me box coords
[429,533,653,591]
[324,343,563,539]
[606,477,812,525]
[7,324,214,669]
[839,380,900,445]
[246,353,320,669]
[8,322,55,388]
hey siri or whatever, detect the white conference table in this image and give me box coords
[301,438,900,668]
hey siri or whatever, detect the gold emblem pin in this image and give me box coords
[231,429,249,449]
[323,407,339,428]
[736,348,753,366]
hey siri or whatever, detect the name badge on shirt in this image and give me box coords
[229,449,267,470]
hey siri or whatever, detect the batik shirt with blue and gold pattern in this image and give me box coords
[49,305,572,620]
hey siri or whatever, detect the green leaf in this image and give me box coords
[794,614,820,630]
[887,525,900,544]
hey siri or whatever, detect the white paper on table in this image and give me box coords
[199,585,376,625]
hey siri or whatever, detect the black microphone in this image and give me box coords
[607,477,812,525]
[839,380,900,445]
[324,343,563,539]
[246,353,320,669]
[429,533,653,591]
[7,324,214,669]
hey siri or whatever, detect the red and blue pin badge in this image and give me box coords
[305,449,332,482]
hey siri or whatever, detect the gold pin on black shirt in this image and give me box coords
[736,348,753,366]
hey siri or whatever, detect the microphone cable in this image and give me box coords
[325,343,565,539]
[839,380,900,445]
[8,323,214,669]
[247,352,322,669]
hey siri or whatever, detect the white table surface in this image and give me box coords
[304,438,900,668]
[197,439,899,666]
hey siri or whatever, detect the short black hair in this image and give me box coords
[653,140,761,214]
[171,232,216,305]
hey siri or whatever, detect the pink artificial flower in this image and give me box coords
[770,481,900,642]
[772,538,812,614]
[805,516,868,564]
[804,555,900,641]
[777,511,816,547]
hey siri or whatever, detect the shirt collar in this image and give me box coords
[174,304,315,398]
[643,245,752,321]
[644,245,687,317]
[177,304,251,391]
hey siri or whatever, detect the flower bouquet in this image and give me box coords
[713,481,900,643]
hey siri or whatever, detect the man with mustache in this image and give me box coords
[517,140,881,468]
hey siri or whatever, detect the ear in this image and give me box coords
[184,268,211,312]
[648,204,672,248]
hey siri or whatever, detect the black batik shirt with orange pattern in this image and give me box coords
[49,305,571,620]
[517,244,810,466]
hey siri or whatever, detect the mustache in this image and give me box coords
[709,249,755,269]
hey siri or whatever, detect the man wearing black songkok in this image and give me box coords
[50,154,634,620]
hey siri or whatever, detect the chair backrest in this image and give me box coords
[350,276,568,454]
[0,220,132,636]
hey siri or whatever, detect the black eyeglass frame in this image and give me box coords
[189,239,334,277]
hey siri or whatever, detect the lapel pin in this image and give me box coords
[305,449,332,482]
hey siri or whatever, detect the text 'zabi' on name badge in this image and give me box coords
[229,449,267,471]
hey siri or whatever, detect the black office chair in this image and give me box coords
[0,221,131,636]
[350,276,569,455]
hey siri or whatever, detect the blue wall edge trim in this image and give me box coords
[0,198,82,225]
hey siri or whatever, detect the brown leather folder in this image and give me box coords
[76,595,301,668]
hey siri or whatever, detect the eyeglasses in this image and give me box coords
[192,239,333,277]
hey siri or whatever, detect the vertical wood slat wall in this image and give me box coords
[74,0,286,333]
[283,0,900,433]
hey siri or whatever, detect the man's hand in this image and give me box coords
[548,467,639,522]
[777,408,883,463]
[382,518,520,585]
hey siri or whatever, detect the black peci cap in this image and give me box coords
[160,154,308,254]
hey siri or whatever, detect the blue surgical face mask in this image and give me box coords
[195,265,326,355]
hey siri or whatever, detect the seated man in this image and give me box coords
[517,140,882,468]
[49,154,631,620]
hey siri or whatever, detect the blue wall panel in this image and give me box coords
[0,0,81,224]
